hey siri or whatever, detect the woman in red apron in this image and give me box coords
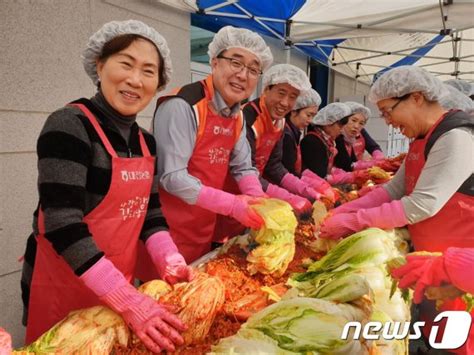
[21,20,192,353]
[282,88,321,176]
[334,102,385,172]
[300,102,352,181]
[319,65,474,353]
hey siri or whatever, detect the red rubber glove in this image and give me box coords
[391,248,474,303]
[319,200,408,239]
[391,254,450,304]
[196,186,264,229]
[81,257,186,353]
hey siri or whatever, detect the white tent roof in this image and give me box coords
[292,0,474,83]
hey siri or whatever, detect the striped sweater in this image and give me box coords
[21,96,167,320]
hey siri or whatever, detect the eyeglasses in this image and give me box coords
[217,55,262,78]
[379,94,410,119]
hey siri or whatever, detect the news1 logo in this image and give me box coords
[342,311,472,350]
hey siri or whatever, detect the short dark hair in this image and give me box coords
[338,115,350,126]
[97,34,164,89]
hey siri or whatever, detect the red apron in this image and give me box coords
[285,121,302,175]
[353,135,366,161]
[250,97,285,175]
[213,97,284,244]
[158,77,241,264]
[25,103,154,343]
[405,114,474,252]
[405,112,474,354]
[306,128,338,174]
[344,140,353,157]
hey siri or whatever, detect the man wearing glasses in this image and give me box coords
[150,26,273,264]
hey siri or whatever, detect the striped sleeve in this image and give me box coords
[37,106,103,275]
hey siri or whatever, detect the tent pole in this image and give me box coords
[333,50,447,66]
[354,63,360,94]
[333,41,445,55]
[285,19,292,64]
[232,3,286,41]
[203,1,237,12]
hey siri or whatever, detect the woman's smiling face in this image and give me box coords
[96,38,159,116]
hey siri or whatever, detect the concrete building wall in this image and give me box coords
[0,0,190,347]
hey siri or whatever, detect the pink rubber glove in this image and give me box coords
[372,150,385,160]
[196,185,264,229]
[280,173,320,200]
[331,167,346,175]
[319,200,408,239]
[146,231,194,285]
[0,327,12,355]
[237,174,266,197]
[391,248,474,303]
[81,257,186,353]
[266,183,312,216]
[352,159,378,170]
[326,171,355,185]
[331,187,391,215]
[300,169,335,201]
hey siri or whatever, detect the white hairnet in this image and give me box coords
[312,102,352,126]
[368,66,447,103]
[344,101,371,120]
[207,26,273,72]
[439,84,474,113]
[294,88,322,110]
[82,20,172,91]
[262,64,312,91]
[444,79,474,97]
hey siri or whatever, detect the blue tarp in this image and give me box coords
[193,0,336,64]
[194,0,305,38]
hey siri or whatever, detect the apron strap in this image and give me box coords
[69,103,118,158]
[138,130,151,157]
[37,208,46,235]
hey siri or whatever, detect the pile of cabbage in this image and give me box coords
[15,272,225,354]
[212,228,411,354]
